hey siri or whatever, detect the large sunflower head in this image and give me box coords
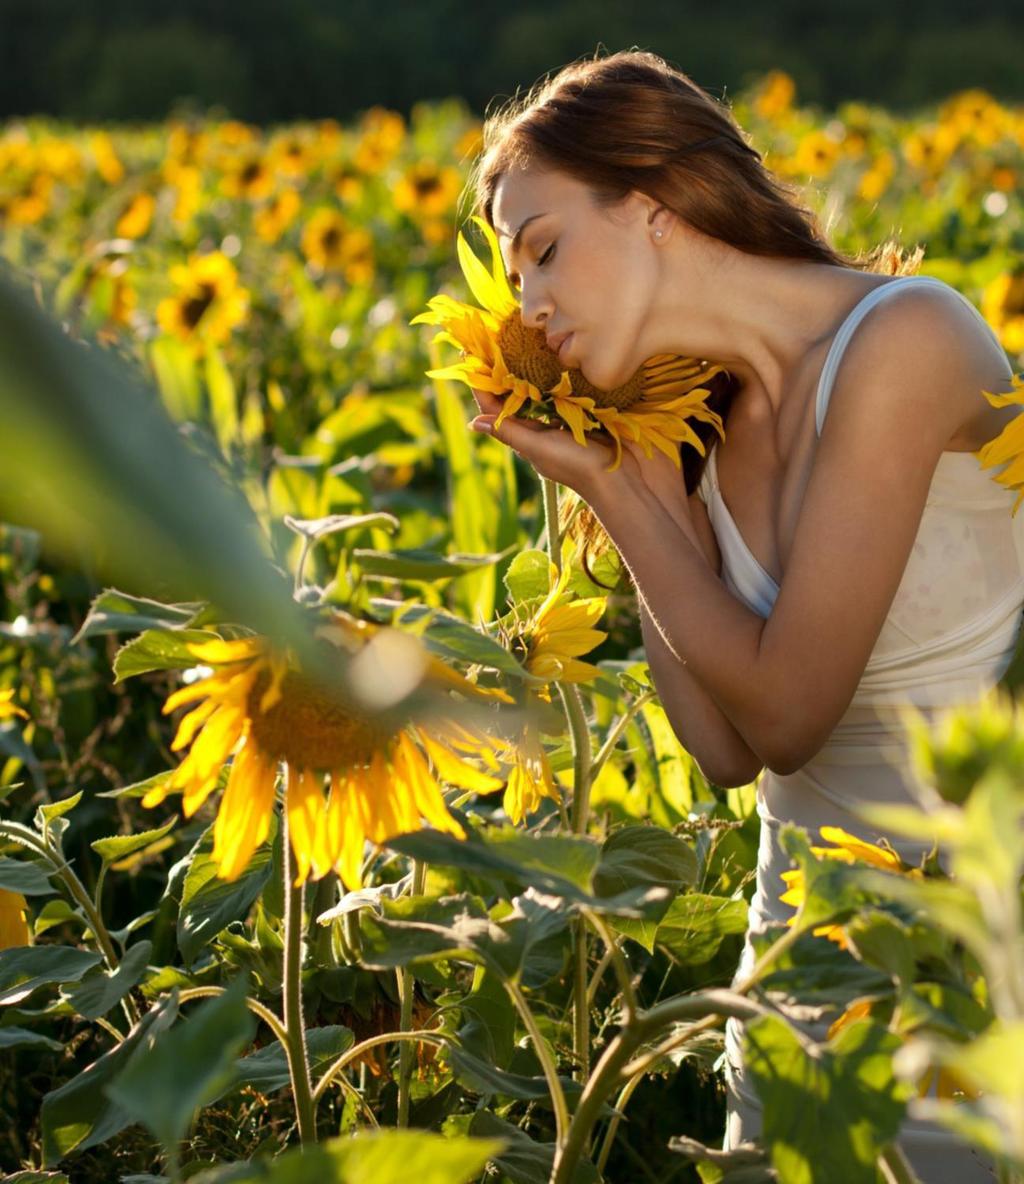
[155,250,250,345]
[412,215,728,470]
[148,613,511,889]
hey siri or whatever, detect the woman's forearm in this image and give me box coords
[588,477,789,771]
[638,593,764,788]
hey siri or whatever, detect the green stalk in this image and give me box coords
[397,857,428,1127]
[314,1030,446,1105]
[542,476,562,572]
[281,807,317,1144]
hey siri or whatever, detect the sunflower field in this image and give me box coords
[1,72,1024,1184]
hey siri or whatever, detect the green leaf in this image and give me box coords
[233,1025,353,1094]
[70,588,206,645]
[91,818,178,866]
[467,1111,600,1184]
[353,546,512,581]
[149,335,201,421]
[35,791,84,829]
[447,1042,583,1105]
[387,827,670,918]
[177,820,276,967]
[654,893,750,965]
[0,855,57,896]
[33,899,85,938]
[106,975,255,1155]
[188,1128,505,1183]
[0,945,102,1006]
[744,1015,913,1184]
[3,1173,69,1183]
[205,345,238,452]
[594,825,698,951]
[112,628,223,682]
[0,1026,63,1051]
[369,599,530,678]
[503,549,551,604]
[41,992,178,1163]
[62,941,152,1021]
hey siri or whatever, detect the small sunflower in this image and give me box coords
[220,152,276,201]
[499,560,608,824]
[146,613,509,888]
[0,889,30,950]
[254,187,301,244]
[393,160,462,221]
[301,208,349,272]
[156,250,250,346]
[778,825,919,950]
[412,215,727,472]
[975,373,1024,513]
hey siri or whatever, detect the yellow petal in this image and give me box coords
[212,741,279,881]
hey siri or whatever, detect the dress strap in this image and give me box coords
[815,276,1009,437]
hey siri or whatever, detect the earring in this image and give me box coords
[654,229,663,239]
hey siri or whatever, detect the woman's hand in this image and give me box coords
[469,388,695,534]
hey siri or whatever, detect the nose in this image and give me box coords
[519,283,553,331]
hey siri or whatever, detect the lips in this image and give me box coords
[546,330,571,357]
[552,332,574,364]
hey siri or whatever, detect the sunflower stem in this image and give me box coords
[281,808,317,1145]
[542,477,562,573]
[397,858,427,1127]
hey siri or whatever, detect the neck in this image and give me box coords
[642,238,883,424]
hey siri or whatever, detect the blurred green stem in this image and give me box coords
[397,857,428,1127]
[281,805,317,1145]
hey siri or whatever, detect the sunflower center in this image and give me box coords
[497,316,564,393]
[322,226,342,251]
[413,173,442,197]
[182,282,217,327]
[569,366,645,410]
[246,667,393,769]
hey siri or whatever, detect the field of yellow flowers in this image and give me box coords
[0,73,1023,1184]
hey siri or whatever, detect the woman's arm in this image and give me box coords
[638,589,764,788]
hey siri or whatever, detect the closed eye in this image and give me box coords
[508,243,555,291]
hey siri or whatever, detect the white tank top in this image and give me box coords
[703,275,1022,1172]
[697,273,1024,886]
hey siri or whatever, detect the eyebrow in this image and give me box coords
[496,212,548,276]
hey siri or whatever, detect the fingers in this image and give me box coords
[470,387,502,416]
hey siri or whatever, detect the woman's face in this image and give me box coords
[490,164,664,391]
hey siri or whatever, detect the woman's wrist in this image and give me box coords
[586,463,699,548]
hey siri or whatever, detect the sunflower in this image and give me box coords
[301,208,349,271]
[393,160,462,221]
[498,560,608,824]
[981,273,1024,356]
[411,215,727,471]
[778,825,919,950]
[0,889,30,950]
[114,192,155,239]
[220,152,275,201]
[254,187,301,244]
[975,373,1024,513]
[146,613,509,888]
[156,250,250,346]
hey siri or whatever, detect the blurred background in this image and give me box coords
[2,0,1024,123]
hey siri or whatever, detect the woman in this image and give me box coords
[464,50,1020,1181]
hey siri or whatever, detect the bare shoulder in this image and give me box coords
[832,278,1014,449]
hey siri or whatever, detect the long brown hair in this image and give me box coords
[467,49,923,582]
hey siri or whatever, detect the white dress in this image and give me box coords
[695,275,1024,1183]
